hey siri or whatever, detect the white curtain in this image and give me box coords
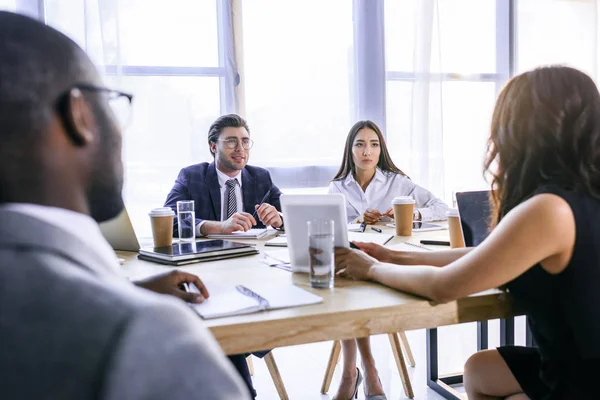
[409,0,445,201]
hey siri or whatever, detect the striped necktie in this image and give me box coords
[225,179,239,219]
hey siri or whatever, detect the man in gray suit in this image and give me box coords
[0,11,250,400]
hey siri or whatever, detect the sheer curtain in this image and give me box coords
[385,0,446,202]
[408,0,445,201]
[43,0,236,236]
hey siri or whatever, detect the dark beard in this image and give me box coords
[87,101,124,223]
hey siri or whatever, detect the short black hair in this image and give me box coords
[0,11,97,150]
[207,114,250,157]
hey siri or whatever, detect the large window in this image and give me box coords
[516,0,598,78]
[385,0,505,203]
[3,0,599,235]
[241,0,354,172]
[42,0,227,235]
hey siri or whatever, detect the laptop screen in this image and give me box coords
[456,190,492,247]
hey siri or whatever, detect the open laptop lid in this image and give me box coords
[456,190,492,247]
[99,208,140,252]
[281,194,349,273]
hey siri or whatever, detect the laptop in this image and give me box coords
[99,208,141,251]
[455,190,492,247]
[280,194,349,272]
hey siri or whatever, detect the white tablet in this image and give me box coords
[281,194,349,273]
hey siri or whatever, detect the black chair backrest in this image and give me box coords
[456,190,492,247]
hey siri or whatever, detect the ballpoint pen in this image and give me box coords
[371,227,382,233]
[252,189,272,219]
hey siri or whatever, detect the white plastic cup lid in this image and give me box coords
[391,196,415,205]
[149,207,175,217]
[446,208,459,217]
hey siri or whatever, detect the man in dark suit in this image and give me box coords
[164,114,281,398]
[165,114,283,236]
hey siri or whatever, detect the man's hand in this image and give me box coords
[220,212,257,233]
[334,247,378,281]
[135,270,209,304]
[353,241,393,263]
[255,203,282,228]
[363,208,383,225]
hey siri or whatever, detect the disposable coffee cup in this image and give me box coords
[149,207,175,248]
[392,196,415,236]
[446,209,465,248]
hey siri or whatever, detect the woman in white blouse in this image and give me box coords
[328,120,449,399]
[329,121,449,225]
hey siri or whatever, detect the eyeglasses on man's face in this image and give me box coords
[218,137,254,150]
[59,83,134,129]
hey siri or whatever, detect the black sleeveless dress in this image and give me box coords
[497,185,600,399]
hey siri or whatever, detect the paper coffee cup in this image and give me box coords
[149,207,175,248]
[446,209,465,248]
[392,196,415,236]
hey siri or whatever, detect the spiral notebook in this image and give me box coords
[189,281,323,319]
[389,242,433,252]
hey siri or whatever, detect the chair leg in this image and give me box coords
[398,331,416,367]
[388,333,414,399]
[320,340,342,394]
[264,352,289,400]
[246,355,254,376]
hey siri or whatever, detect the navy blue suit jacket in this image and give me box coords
[164,162,282,233]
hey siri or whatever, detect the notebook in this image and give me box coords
[207,228,270,239]
[264,235,288,247]
[189,281,323,319]
[389,242,433,252]
[138,240,257,262]
[347,231,394,246]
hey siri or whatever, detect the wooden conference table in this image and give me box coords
[119,224,522,399]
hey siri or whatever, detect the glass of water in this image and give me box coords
[176,200,195,242]
[307,219,335,289]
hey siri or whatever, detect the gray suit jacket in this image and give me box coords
[0,210,249,400]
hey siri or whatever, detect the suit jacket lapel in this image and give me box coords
[241,168,256,214]
[206,162,222,219]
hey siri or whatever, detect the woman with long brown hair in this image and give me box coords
[334,66,600,399]
[328,120,449,400]
[329,120,449,224]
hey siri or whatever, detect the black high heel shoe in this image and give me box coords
[332,367,363,400]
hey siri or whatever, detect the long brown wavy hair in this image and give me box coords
[484,66,600,227]
[333,120,407,180]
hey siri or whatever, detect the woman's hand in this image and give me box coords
[353,241,394,263]
[383,207,394,218]
[334,247,379,281]
[363,208,383,225]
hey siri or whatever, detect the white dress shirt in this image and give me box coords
[0,203,120,274]
[195,169,244,236]
[328,168,450,223]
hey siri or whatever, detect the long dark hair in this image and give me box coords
[484,66,600,227]
[333,120,406,180]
